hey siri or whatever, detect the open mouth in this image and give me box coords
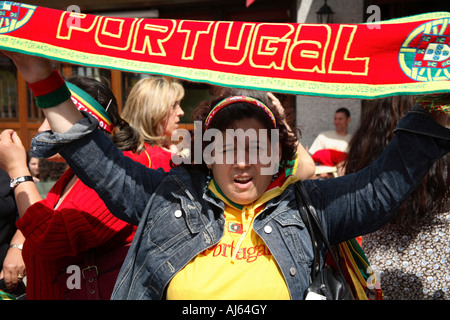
[234,176,253,187]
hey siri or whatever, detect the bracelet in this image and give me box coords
[9,244,23,250]
[10,175,34,189]
[35,84,72,109]
[28,69,65,96]
[27,69,72,109]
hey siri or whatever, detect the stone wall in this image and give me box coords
[295,0,364,148]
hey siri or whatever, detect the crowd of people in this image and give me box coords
[0,49,448,300]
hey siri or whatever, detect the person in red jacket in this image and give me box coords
[0,75,145,300]
[120,76,185,172]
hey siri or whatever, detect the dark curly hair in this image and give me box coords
[179,87,298,174]
[344,96,450,225]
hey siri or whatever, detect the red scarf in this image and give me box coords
[0,3,449,98]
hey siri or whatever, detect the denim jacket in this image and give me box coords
[31,106,449,300]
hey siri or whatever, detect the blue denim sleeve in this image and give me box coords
[304,106,450,245]
[31,112,167,226]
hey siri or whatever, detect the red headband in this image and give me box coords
[204,96,277,129]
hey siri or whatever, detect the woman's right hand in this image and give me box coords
[1,50,53,83]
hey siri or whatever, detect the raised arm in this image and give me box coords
[4,52,167,225]
[306,106,449,245]
[267,92,316,180]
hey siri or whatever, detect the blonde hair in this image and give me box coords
[122,76,184,146]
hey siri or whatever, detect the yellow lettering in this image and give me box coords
[131,19,176,56]
[328,25,369,75]
[56,11,99,40]
[177,20,213,60]
[211,22,255,66]
[288,24,331,73]
[95,16,139,51]
[249,23,294,70]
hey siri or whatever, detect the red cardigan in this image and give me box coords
[17,167,136,300]
[123,143,173,172]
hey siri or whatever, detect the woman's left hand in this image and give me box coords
[267,92,284,117]
[0,130,28,178]
[0,247,26,292]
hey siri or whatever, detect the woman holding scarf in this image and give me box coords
[1,52,449,300]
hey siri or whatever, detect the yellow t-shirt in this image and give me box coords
[166,158,299,300]
[166,204,290,299]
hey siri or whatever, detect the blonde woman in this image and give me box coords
[119,76,185,171]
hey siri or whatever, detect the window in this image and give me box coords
[121,72,148,107]
[0,56,18,119]
[71,65,111,83]
[179,81,213,124]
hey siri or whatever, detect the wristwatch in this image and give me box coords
[10,175,34,189]
[9,243,23,250]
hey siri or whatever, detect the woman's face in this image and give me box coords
[28,157,39,176]
[163,101,184,137]
[207,118,279,206]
